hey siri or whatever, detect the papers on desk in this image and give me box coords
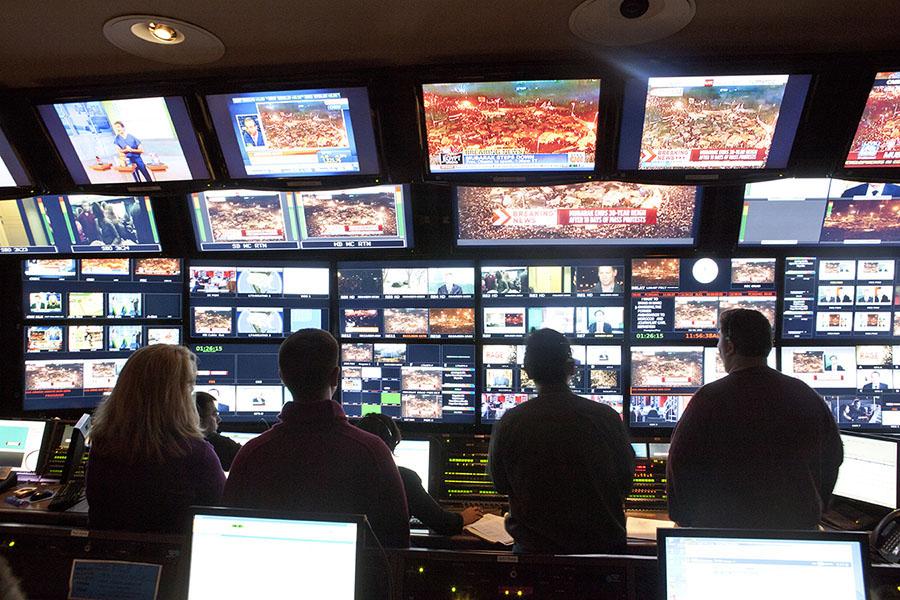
[464,513,514,546]
[627,516,675,541]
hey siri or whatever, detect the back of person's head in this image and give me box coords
[718,308,772,358]
[355,413,402,452]
[91,344,202,462]
[195,391,218,436]
[523,328,573,386]
[279,329,339,401]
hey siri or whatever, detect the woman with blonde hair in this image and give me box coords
[86,344,225,533]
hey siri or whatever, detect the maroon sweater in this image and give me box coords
[223,400,410,548]
[667,366,843,529]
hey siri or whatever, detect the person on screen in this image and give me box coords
[488,329,634,554]
[588,309,613,334]
[223,329,410,548]
[75,200,100,243]
[841,399,872,423]
[195,391,242,471]
[824,354,845,371]
[667,309,843,530]
[840,182,900,197]
[862,371,889,391]
[436,273,463,295]
[356,414,483,536]
[112,121,152,182]
[591,266,623,294]
[86,345,225,533]
[241,116,265,147]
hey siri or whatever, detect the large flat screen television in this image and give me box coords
[0,125,32,191]
[455,181,699,246]
[845,71,900,169]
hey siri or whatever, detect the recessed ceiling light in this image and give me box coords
[569,0,695,46]
[103,15,224,65]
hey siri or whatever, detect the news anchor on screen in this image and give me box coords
[113,121,152,182]
[591,266,622,294]
[862,371,889,391]
[436,273,463,295]
[241,116,265,147]
[587,309,613,334]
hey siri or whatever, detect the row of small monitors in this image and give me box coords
[22,257,900,342]
[21,341,900,434]
[2,73,898,191]
[4,175,900,255]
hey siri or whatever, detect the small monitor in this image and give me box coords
[37,96,210,188]
[421,79,601,176]
[393,439,431,492]
[0,125,31,190]
[834,432,899,509]
[296,185,412,249]
[188,509,361,600]
[193,343,285,421]
[0,197,66,254]
[629,346,705,429]
[48,194,162,253]
[619,74,811,171]
[659,529,869,600]
[205,87,380,180]
[845,71,900,169]
[455,182,700,246]
[0,419,49,472]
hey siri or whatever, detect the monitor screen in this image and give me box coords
[0,126,31,188]
[782,257,899,340]
[188,261,330,339]
[422,79,601,174]
[619,74,811,170]
[37,96,209,185]
[340,343,476,424]
[741,178,900,245]
[481,343,623,423]
[205,87,380,179]
[22,258,183,411]
[845,71,900,169]
[190,189,300,251]
[219,431,261,446]
[338,263,475,339]
[455,182,699,246]
[188,512,359,600]
[631,257,777,342]
[296,185,412,249]
[193,343,287,420]
[629,346,706,428]
[0,419,48,472]
[834,432,898,508]
[702,346,776,384]
[393,439,431,491]
[780,345,900,431]
[661,531,868,600]
[0,197,66,254]
[480,260,626,340]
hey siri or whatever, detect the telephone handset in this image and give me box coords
[872,508,900,563]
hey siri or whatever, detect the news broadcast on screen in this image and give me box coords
[455,181,699,246]
[422,79,600,173]
[845,71,900,168]
[205,87,380,179]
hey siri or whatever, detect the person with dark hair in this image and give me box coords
[223,329,410,547]
[488,328,634,554]
[356,414,483,535]
[195,391,242,471]
[668,308,843,529]
[112,121,152,182]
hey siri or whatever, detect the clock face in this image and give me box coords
[692,258,719,284]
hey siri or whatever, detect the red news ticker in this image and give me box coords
[690,148,767,162]
[241,229,284,238]
[557,208,657,226]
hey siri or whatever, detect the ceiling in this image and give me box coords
[1,1,898,88]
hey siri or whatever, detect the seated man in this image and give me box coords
[195,391,241,471]
[488,328,634,554]
[667,308,843,529]
[224,329,409,547]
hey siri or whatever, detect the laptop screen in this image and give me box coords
[393,439,430,492]
[834,432,898,508]
[188,512,359,599]
[662,531,868,600]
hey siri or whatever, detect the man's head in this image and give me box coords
[870,371,882,385]
[829,354,838,362]
[523,328,575,387]
[279,329,340,401]
[593,308,606,322]
[243,117,258,135]
[113,121,126,136]
[195,391,220,436]
[443,272,455,289]
[717,308,772,373]
[852,399,861,408]
[597,266,618,288]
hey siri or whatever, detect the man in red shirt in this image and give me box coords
[224,329,410,547]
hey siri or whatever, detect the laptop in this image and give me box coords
[659,528,869,600]
[188,508,364,599]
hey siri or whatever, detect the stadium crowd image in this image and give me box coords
[0,2,899,599]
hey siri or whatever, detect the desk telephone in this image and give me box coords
[872,509,900,563]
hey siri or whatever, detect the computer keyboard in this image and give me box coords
[47,481,85,512]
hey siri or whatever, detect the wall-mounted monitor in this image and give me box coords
[783,257,899,340]
[741,178,900,246]
[193,343,287,421]
[340,342,476,424]
[455,181,699,246]
[631,257,777,342]
[845,72,900,169]
[37,96,210,189]
[618,74,811,172]
[780,345,900,432]
[205,87,380,181]
[188,260,330,339]
[480,260,626,340]
[481,343,623,423]
[190,189,300,251]
[421,79,601,177]
[0,125,32,191]
[629,345,706,429]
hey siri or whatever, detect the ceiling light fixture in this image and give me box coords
[146,21,180,43]
[569,0,695,46]
[103,15,224,65]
